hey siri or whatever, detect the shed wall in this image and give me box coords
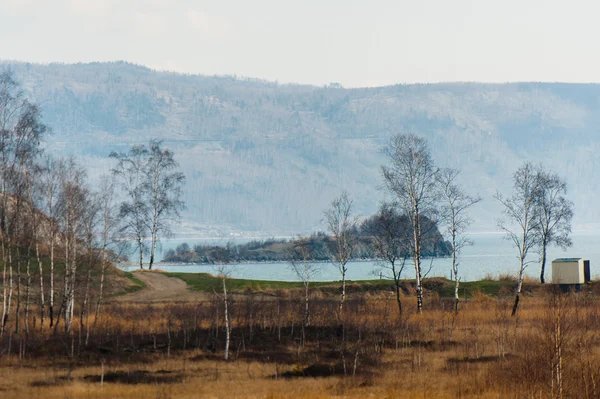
[552,260,584,284]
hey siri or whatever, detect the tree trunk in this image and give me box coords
[49,234,55,328]
[339,265,346,318]
[149,163,159,271]
[15,257,21,334]
[223,277,230,361]
[395,280,403,316]
[413,212,423,314]
[93,252,107,331]
[36,243,45,331]
[138,239,144,269]
[392,260,403,316]
[25,251,31,334]
[452,233,459,313]
[1,240,8,337]
[82,257,93,347]
[149,224,157,271]
[66,237,77,335]
[304,282,310,327]
[512,256,525,316]
[149,224,156,270]
[2,246,14,335]
[540,242,547,284]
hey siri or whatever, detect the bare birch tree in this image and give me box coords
[146,140,185,270]
[110,145,150,269]
[56,158,89,335]
[288,237,319,335]
[93,175,118,329]
[80,192,100,349]
[212,244,234,361]
[495,162,541,316]
[39,155,62,328]
[363,202,409,316]
[324,190,357,318]
[111,141,185,270]
[24,164,49,331]
[381,133,438,314]
[0,70,47,336]
[534,169,573,284]
[438,168,481,313]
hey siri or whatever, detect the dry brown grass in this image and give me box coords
[1,288,600,398]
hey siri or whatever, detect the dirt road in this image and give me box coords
[111,271,210,303]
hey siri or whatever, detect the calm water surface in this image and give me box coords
[120,233,600,282]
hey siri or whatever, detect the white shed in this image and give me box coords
[551,258,590,285]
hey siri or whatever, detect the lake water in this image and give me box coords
[119,232,600,282]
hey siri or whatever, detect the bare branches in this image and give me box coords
[110,140,185,270]
[323,190,357,317]
[495,162,543,316]
[495,162,574,306]
[437,168,481,312]
[535,169,573,284]
[0,70,48,336]
[146,140,186,270]
[287,237,320,329]
[381,133,438,314]
[364,202,410,315]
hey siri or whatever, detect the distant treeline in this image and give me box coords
[164,215,451,264]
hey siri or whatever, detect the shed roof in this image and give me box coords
[553,258,582,262]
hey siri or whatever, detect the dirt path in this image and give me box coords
[111,271,210,303]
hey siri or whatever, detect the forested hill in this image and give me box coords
[4,60,600,234]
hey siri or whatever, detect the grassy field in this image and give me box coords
[166,271,523,298]
[1,288,600,398]
[114,272,147,296]
[1,265,598,398]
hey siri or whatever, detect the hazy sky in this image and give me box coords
[1,0,599,87]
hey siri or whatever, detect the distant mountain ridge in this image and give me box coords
[3,60,600,235]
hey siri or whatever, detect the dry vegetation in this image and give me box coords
[1,283,600,398]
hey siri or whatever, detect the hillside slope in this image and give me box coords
[4,61,600,234]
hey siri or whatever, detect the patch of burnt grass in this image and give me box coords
[280,362,378,379]
[190,352,224,362]
[30,375,73,387]
[83,370,184,385]
[447,355,504,364]
[404,339,460,351]
[237,350,296,364]
[280,363,346,378]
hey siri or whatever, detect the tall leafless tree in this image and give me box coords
[288,237,320,335]
[381,133,438,314]
[0,70,47,336]
[361,202,410,315]
[438,168,482,313]
[79,191,100,349]
[111,141,185,270]
[39,155,62,328]
[93,175,119,329]
[534,169,573,284]
[110,144,150,269]
[24,166,45,330]
[495,162,541,316]
[363,202,410,316]
[146,140,185,270]
[212,243,234,361]
[55,158,90,335]
[324,191,357,318]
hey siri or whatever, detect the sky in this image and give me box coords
[1,0,599,87]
